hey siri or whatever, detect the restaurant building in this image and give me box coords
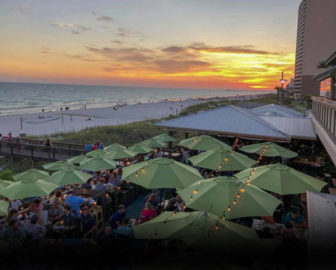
[310,51,336,165]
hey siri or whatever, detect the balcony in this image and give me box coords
[311,96,336,165]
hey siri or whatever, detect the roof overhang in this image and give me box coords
[314,66,336,81]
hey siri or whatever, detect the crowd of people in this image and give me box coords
[0,136,332,267]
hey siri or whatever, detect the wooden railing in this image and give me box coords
[0,140,86,161]
[311,96,336,139]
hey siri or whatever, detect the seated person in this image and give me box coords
[141,203,156,223]
[29,198,43,216]
[50,191,64,206]
[48,202,64,222]
[61,204,78,237]
[109,204,126,229]
[145,190,160,209]
[79,206,95,237]
[282,209,303,228]
[23,214,47,240]
[64,190,89,216]
[94,177,107,192]
[281,221,296,240]
[2,220,25,240]
[116,218,133,239]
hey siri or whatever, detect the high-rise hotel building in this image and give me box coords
[294,0,336,98]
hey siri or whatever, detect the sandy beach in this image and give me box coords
[0,95,264,137]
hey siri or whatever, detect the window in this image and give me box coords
[320,78,331,98]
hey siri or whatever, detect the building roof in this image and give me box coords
[157,105,316,142]
[157,105,291,141]
[252,104,305,118]
[259,116,316,140]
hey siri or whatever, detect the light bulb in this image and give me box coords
[222,215,226,221]
[233,200,237,205]
[227,206,231,212]
[246,181,250,186]
[215,226,219,231]
[193,189,199,195]
[240,187,245,193]
[218,165,222,169]
[190,196,193,201]
[237,193,240,198]
[224,158,228,162]
[141,168,145,173]
[135,173,138,177]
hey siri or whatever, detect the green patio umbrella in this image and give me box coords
[189,147,256,172]
[178,135,231,151]
[66,155,90,165]
[46,169,92,186]
[0,178,58,200]
[86,149,106,158]
[0,180,14,190]
[13,168,49,182]
[178,176,281,219]
[104,143,126,152]
[152,133,176,142]
[42,161,75,171]
[128,143,153,154]
[235,163,327,195]
[105,148,137,160]
[134,211,258,245]
[140,138,167,148]
[122,157,202,189]
[0,200,9,216]
[240,142,298,158]
[79,156,116,172]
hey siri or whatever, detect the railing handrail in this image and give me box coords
[312,96,336,107]
[0,140,86,153]
[1,137,84,150]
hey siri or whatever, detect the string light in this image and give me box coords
[232,200,237,205]
[236,193,240,198]
[193,189,199,195]
[227,206,231,212]
[240,187,245,193]
[221,215,226,221]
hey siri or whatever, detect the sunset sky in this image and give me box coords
[0,0,301,90]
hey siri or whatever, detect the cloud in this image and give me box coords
[154,59,212,73]
[97,16,115,22]
[51,22,91,35]
[190,44,278,55]
[87,46,153,63]
[39,46,52,54]
[14,0,31,14]
[111,40,124,45]
[161,43,278,55]
[161,46,186,53]
[116,28,149,40]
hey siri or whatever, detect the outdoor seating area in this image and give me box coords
[0,132,334,265]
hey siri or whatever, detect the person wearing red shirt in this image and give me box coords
[141,203,156,223]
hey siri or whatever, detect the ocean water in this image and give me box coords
[0,82,272,115]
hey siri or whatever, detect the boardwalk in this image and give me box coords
[0,138,85,161]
